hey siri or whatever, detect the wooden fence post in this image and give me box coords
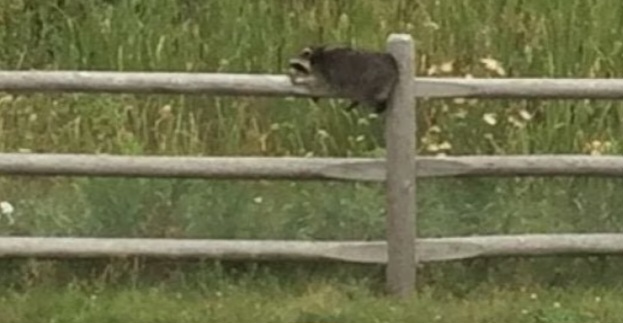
[385,34,417,298]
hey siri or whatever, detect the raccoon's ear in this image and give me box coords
[300,46,314,58]
[299,45,325,59]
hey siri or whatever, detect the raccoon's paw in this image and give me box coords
[345,101,360,111]
[374,101,388,114]
[288,73,317,86]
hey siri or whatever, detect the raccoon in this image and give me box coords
[288,45,399,114]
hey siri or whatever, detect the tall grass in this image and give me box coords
[2,0,623,157]
[1,0,623,312]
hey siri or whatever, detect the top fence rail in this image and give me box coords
[2,71,623,99]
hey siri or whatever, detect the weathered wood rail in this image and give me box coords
[2,153,623,180]
[1,234,622,262]
[3,71,623,99]
[3,33,623,297]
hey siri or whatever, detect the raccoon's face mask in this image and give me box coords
[288,45,334,75]
[288,57,311,75]
[288,46,316,75]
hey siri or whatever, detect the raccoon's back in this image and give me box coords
[314,49,398,99]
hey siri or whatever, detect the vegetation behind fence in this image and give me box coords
[1,0,623,320]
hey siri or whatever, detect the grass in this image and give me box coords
[0,281,620,323]
[1,0,623,321]
[0,259,622,323]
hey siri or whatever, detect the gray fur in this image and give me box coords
[288,45,399,113]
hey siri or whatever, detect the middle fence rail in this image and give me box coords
[2,154,623,180]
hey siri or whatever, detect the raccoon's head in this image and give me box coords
[288,46,318,76]
[288,45,350,76]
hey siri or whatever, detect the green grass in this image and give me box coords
[1,0,623,321]
[0,259,622,323]
[0,281,620,323]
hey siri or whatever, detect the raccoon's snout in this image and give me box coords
[288,58,311,74]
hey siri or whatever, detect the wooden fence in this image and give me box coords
[3,33,623,298]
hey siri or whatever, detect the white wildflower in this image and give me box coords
[438,141,452,150]
[519,109,533,121]
[316,129,329,139]
[0,201,15,225]
[480,57,506,76]
[440,60,454,73]
[483,113,498,125]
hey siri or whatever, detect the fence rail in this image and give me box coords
[0,234,621,262]
[2,33,623,298]
[2,71,623,99]
[0,153,623,180]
